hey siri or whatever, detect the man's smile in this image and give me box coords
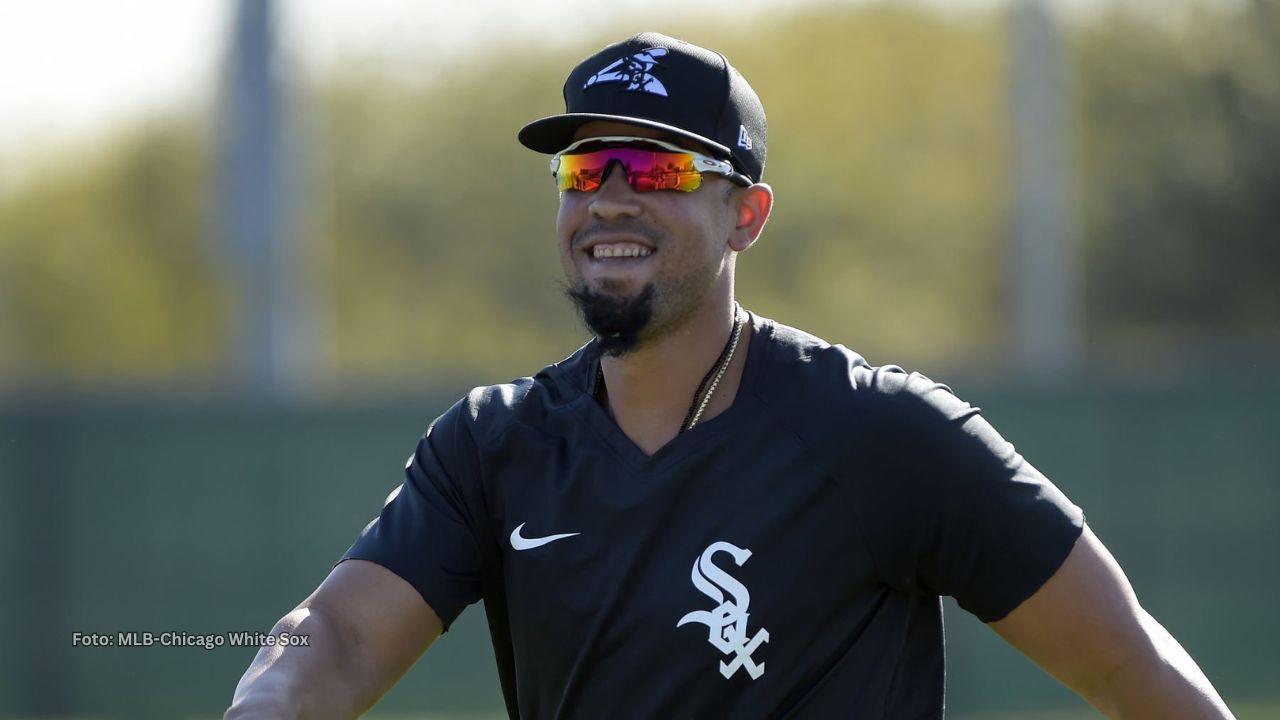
[577,233,660,276]
[590,242,653,259]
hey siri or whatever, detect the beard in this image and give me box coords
[564,282,656,357]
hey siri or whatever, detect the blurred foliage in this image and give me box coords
[1,2,1277,394]
[1074,0,1280,365]
[309,5,1009,383]
[0,120,224,392]
[309,44,584,385]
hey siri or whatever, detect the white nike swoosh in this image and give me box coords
[510,523,580,551]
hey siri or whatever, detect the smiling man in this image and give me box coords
[226,33,1234,719]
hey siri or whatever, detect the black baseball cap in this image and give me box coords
[518,32,768,183]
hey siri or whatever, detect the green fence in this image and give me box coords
[2,379,1276,718]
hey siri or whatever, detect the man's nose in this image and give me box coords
[588,162,641,220]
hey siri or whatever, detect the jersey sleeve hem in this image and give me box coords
[967,510,1086,624]
[332,554,465,632]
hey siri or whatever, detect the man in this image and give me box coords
[226,33,1234,719]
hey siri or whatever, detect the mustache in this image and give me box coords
[572,219,664,250]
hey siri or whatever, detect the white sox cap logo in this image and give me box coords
[677,541,770,680]
[583,48,671,97]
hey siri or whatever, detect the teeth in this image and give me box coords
[592,243,654,259]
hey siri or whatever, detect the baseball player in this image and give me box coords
[226,33,1234,719]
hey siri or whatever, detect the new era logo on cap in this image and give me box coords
[518,32,768,184]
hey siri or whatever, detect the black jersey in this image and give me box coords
[344,313,1084,719]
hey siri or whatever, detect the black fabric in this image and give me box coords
[518,32,768,182]
[343,313,1084,719]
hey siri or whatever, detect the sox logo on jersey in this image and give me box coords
[677,541,770,680]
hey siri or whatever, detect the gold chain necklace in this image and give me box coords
[591,304,744,433]
[683,305,744,432]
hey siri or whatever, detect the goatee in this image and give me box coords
[564,283,655,357]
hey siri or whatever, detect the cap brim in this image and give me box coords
[518,113,733,160]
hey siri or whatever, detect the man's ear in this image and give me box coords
[728,183,774,253]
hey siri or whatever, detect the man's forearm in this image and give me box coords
[225,606,370,720]
[1089,610,1234,720]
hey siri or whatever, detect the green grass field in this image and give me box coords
[345,705,1280,720]
[954,702,1280,720]
[349,707,1279,720]
[199,701,1280,719]
[355,704,1280,720]
[8,701,1279,719]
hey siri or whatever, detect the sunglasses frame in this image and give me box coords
[550,135,752,192]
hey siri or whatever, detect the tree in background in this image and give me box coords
[1075,0,1280,368]
[1,3,1276,394]
[0,121,224,393]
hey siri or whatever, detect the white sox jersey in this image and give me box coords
[343,312,1085,718]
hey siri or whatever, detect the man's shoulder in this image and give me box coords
[754,314,966,425]
[444,342,594,444]
[756,315,894,394]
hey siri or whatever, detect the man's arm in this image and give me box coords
[990,525,1234,719]
[225,559,442,720]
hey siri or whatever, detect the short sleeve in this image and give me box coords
[845,368,1085,623]
[341,399,486,629]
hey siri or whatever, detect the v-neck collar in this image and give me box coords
[569,310,773,474]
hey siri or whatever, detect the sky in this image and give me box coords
[0,0,1158,159]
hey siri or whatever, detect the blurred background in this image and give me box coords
[1,0,1277,717]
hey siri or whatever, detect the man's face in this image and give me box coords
[557,121,739,355]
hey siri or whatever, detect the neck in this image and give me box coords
[595,296,751,455]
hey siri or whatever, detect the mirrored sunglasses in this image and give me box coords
[550,136,750,193]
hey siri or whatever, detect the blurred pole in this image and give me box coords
[215,0,315,398]
[1009,0,1081,379]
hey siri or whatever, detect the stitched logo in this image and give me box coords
[583,48,671,97]
[737,124,752,150]
[676,541,770,680]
